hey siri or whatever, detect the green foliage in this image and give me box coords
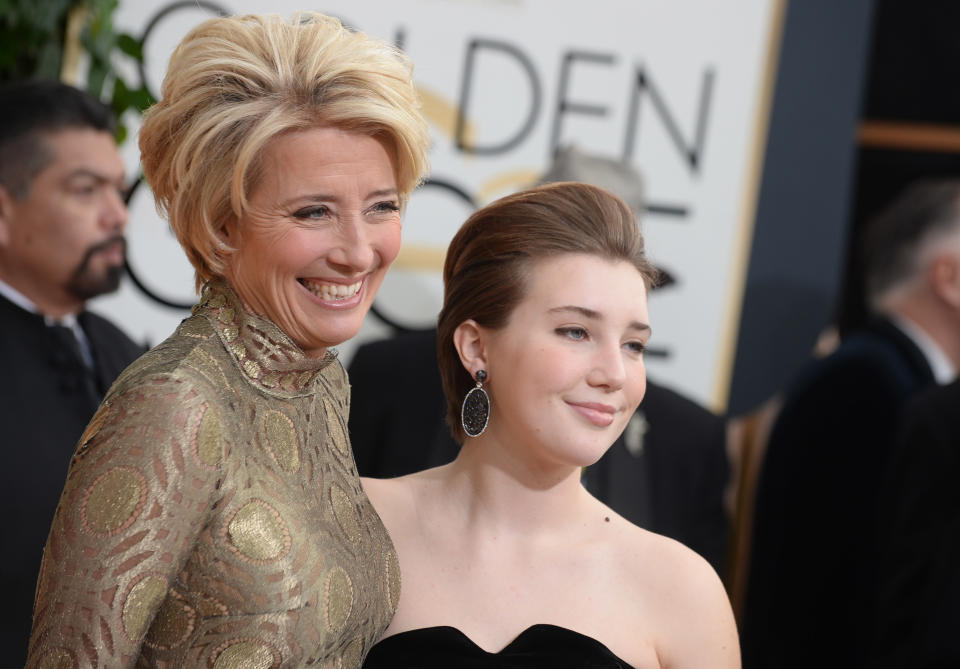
[0,0,153,144]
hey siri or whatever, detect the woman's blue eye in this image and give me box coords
[625,341,647,355]
[372,201,400,213]
[556,327,587,340]
[294,206,329,219]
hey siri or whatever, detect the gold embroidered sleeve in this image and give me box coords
[27,370,227,668]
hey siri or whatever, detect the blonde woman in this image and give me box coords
[27,12,429,667]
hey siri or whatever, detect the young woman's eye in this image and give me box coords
[556,326,588,341]
[294,205,329,220]
[625,340,647,355]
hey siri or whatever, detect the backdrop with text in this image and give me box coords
[97,0,785,410]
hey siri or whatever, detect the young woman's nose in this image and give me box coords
[586,343,627,391]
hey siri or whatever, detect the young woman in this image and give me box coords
[363,182,739,668]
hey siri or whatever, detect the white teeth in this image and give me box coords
[302,279,362,301]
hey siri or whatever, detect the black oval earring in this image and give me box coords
[461,369,490,437]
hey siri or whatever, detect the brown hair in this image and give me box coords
[138,12,430,289]
[438,181,658,443]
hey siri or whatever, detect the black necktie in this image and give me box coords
[47,323,101,411]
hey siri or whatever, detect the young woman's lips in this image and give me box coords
[567,401,616,427]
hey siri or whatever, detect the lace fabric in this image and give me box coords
[28,280,398,668]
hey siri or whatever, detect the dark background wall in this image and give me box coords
[728,0,875,415]
[728,0,960,415]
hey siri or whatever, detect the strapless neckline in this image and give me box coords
[363,623,635,667]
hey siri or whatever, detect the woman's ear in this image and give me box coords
[220,218,239,246]
[453,319,487,377]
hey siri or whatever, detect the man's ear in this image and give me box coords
[931,252,960,309]
[452,319,488,378]
[0,185,14,248]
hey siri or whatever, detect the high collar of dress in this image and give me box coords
[193,278,336,393]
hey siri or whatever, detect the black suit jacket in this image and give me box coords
[741,318,937,669]
[872,378,960,668]
[347,329,730,573]
[348,329,458,479]
[0,292,146,665]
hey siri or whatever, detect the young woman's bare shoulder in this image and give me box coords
[611,523,739,667]
[362,466,446,530]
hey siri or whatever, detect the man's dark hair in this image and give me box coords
[863,178,960,305]
[0,80,116,198]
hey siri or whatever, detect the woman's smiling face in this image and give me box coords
[223,126,402,358]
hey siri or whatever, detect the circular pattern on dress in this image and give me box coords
[211,638,279,669]
[36,647,77,669]
[324,566,354,634]
[340,637,363,668]
[262,411,300,473]
[143,589,197,650]
[225,499,292,563]
[195,406,223,468]
[329,485,360,545]
[121,573,168,642]
[81,466,148,536]
[194,592,229,617]
[323,398,349,456]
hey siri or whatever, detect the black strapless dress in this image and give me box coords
[362,624,634,668]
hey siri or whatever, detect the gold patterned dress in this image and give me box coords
[27,280,400,668]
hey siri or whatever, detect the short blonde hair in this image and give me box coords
[139,12,430,288]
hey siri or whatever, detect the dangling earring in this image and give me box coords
[461,369,490,437]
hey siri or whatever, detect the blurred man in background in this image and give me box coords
[742,179,960,668]
[873,376,960,668]
[0,80,145,664]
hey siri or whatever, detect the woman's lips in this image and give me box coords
[567,401,616,427]
[298,276,365,308]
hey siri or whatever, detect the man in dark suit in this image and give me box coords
[873,378,960,667]
[0,81,146,664]
[741,179,960,668]
[349,147,730,574]
[350,328,458,480]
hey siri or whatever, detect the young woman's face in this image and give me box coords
[480,253,651,469]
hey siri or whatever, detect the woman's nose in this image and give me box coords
[327,220,375,271]
[586,344,627,391]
